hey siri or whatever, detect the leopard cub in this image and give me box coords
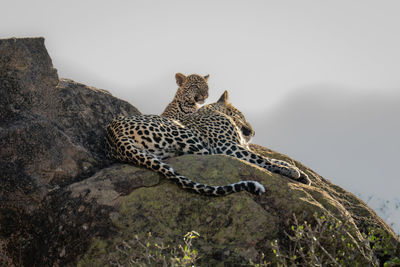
[161,73,209,120]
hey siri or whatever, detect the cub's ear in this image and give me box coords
[175,73,187,86]
[203,74,210,81]
[217,90,229,104]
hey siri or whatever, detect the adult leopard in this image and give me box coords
[161,73,209,120]
[106,91,310,196]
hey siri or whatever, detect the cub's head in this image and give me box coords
[175,73,209,105]
[207,91,255,143]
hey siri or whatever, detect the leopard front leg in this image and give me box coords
[270,159,311,185]
[214,143,310,184]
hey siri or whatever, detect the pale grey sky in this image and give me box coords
[254,87,400,198]
[2,1,399,202]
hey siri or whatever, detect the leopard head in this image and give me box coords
[175,73,209,105]
[210,91,255,143]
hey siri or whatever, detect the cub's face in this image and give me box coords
[175,73,209,104]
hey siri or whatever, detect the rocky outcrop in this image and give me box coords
[1,38,399,266]
[0,38,140,212]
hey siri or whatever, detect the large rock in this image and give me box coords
[0,38,399,266]
[0,38,140,212]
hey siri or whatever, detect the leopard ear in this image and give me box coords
[175,73,187,87]
[203,74,210,81]
[217,90,229,104]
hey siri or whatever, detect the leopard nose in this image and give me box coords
[242,126,254,137]
[194,95,206,104]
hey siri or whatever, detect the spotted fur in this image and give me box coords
[106,91,311,196]
[161,73,209,120]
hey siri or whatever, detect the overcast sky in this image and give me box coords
[2,1,400,201]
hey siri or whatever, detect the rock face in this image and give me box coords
[0,38,399,266]
[0,38,139,265]
[0,38,140,211]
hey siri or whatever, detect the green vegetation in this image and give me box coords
[79,231,200,267]
[267,214,399,267]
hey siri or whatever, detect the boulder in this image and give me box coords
[0,38,398,266]
[0,38,140,212]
